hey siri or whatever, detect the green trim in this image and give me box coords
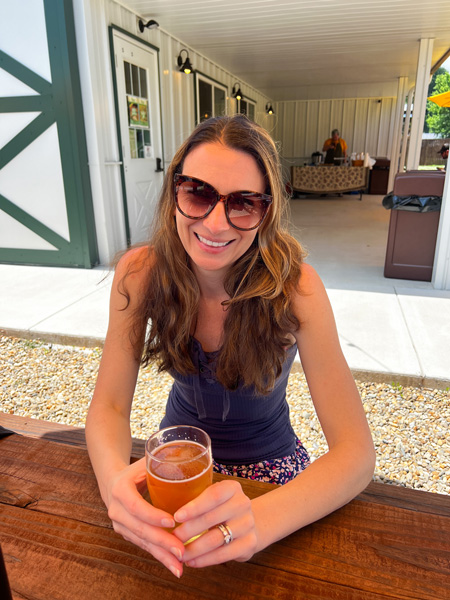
[0,194,70,250]
[43,0,98,267]
[0,50,52,94]
[110,25,160,54]
[0,95,53,112]
[0,248,87,268]
[109,26,131,246]
[0,111,54,170]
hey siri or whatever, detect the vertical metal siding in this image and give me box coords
[274,96,397,173]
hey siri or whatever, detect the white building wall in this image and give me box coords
[272,96,396,179]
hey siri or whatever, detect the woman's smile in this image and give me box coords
[194,232,234,250]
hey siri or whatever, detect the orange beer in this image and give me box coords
[145,427,212,517]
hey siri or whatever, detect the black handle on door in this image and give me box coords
[155,158,164,172]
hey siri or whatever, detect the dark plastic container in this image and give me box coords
[383,171,444,281]
[369,157,390,195]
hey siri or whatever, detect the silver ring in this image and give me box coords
[216,523,233,545]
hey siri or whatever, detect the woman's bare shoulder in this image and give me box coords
[115,246,155,282]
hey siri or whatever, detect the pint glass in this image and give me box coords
[145,426,213,517]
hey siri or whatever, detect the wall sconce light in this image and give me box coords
[138,19,159,32]
[177,49,194,74]
[265,103,275,115]
[232,83,243,101]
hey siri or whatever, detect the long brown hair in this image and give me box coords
[123,115,306,394]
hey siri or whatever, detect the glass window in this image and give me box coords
[199,79,213,122]
[196,74,228,123]
[214,87,226,117]
[238,98,256,121]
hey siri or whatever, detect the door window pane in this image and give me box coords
[239,100,247,115]
[214,87,226,117]
[131,64,139,95]
[199,79,213,122]
[139,68,148,99]
[136,129,144,158]
[248,102,255,121]
[124,61,152,160]
[124,62,132,94]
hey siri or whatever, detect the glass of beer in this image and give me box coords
[145,426,213,518]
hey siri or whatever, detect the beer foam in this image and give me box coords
[150,441,210,482]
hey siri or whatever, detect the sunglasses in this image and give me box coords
[174,173,273,231]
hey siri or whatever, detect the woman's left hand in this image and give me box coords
[172,479,258,568]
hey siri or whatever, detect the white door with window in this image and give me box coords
[113,30,164,245]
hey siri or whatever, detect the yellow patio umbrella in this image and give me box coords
[428,90,450,107]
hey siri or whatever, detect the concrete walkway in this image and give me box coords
[2,195,449,388]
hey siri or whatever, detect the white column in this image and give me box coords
[387,76,408,192]
[432,171,450,290]
[398,86,415,173]
[406,38,434,171]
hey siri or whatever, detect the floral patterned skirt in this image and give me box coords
[213,439,311,486]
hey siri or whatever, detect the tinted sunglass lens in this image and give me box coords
[227,194,266,229]
[177,180,216,217]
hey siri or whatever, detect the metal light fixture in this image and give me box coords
[138,19,159,32]
[232,83,243,101]
[265,102,275,115]
[177,49,194,74]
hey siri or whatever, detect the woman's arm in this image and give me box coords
[173,263,375,566]
[86,248,186,577]
[252,263,375,549]
[322,139,334,152]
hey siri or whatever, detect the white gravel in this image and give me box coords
[1,335,449,495]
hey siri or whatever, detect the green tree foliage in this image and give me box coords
[426,71,450,137]
[423,67,447,133]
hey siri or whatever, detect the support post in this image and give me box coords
[398,86,415,173]
[406,38,434,171]
[387,76,408,193]
[432,171,450,290]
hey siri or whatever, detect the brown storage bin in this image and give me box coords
[369,157,390,195]
[384,171,443,281]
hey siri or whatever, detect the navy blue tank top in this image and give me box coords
[160,338,297,464]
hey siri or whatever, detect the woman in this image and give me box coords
[86,115,375,579]
[322,128,348,164]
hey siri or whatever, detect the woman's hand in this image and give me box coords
[106,457,186,578]
[172,479,258,568]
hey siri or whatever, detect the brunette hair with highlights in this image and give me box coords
[122,114,306,394]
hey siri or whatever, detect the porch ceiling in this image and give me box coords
[124,0,450,101]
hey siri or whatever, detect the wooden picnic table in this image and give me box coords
[1,413,449,599]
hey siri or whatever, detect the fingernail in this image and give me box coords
[171,547,183,561]
[162,518,175,528]
[169,565,181,579]
[174,509,186,522]
[185,560,195,568]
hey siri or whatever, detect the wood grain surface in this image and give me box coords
[1,414,449,600]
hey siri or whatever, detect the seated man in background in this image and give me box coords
[323,129,347,164]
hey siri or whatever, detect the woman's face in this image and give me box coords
[175,142,266,279]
